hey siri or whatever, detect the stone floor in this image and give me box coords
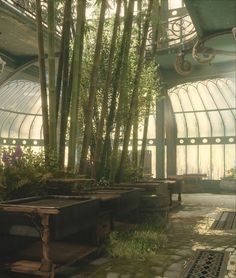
[1,193,236,277]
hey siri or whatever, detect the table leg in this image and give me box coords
[39,214,53,274]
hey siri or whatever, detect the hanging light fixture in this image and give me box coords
[0,56,6,75]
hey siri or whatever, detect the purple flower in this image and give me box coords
[12,145,23,161]
[2,151,10,166]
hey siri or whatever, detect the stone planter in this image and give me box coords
[219,179,236,193]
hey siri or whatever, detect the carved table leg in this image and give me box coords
[39,214,53,275]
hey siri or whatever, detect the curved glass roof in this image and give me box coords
[169,79,236,139]
[0,80,43,145]
[169,78,236,179]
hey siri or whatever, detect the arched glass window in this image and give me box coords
[169,78,236,179]
[0,80,43,146]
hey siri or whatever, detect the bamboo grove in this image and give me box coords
[36,0,161,183]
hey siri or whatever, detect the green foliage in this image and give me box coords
[224,167,236,179]
[0,146,58,200]
[107,220,167,259]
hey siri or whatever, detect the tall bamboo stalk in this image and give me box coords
[117,0,154,181]
[48,0,57,151]
[36,0,49,160]
[139,95,151,174]
[58,0,72,169]
[132,0,142,168]
[68,0,86,172]
[109,0,135,183]
[93,0,122,179]
[79,0,107,174]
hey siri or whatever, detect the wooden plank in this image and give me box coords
[10,260,41,272]
[224,212,236,230]
[19,241,98,265]
[0,206,59,215]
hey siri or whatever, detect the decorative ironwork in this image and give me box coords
[183,250,228,278]
[147,13,196,50]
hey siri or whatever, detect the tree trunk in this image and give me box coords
[79,0,107,174]
[68,0,86,172]
[117,0,154,182]
[36,0,49,161]
[47,0,57,151]
[93,0,122,179]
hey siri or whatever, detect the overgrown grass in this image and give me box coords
[106,220,167,259]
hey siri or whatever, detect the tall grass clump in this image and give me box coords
[107,220,167,259]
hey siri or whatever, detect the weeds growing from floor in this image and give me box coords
[107,219,167,259]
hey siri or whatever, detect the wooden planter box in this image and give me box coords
[0,195,100,277]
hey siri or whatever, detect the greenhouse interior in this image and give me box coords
[0,0,235,277]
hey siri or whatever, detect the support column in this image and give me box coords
[165,94,177,176]
[156,86,166,178]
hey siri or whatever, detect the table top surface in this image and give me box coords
[0,196,95,214]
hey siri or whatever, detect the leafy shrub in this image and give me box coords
[0,146,58,200]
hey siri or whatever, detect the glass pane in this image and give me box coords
[220,111,236,136]
[186,145,198,173]
[196,112,211,137]
[208,111,224,137]
[225,145,236,177]
[147,115,156,138]
[178,88,193,111]
[197,83,216,109]
[169,93,182,112]
[212,145,224,179]
[207,81,228,109]
[177,145,186,174]
[185,113,198,137]
[175,113,187,137]
[216,79,235,109]
[199,145,211,178]
[188,85,205,111]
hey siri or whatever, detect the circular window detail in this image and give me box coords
[215,138,221,143]
[3,139,7,144]
[190,139,195,144]
[149,140,154,145]
[12,140,16,144]
[172,10,178,16]
[202,138,208,143]
[22,140,27,145]
[179,139,184,144]
[33,140,38,145]
[229,137,234,143]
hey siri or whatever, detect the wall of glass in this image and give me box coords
[169,78,236,179]
[0,80,43,147]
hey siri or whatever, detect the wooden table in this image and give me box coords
[0,196,98,277]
